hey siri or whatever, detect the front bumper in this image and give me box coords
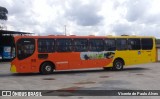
[10,64,17,73]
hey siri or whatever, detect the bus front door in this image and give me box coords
[17,38,36,73]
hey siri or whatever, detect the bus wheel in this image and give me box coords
[40,62,54,75]
[112,59,124,71]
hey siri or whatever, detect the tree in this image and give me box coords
[0,6,8,20]
[0,6,8,30]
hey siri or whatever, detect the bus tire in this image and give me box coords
[40,62,54,75]
[112,59,124,71]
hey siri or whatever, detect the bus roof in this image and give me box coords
[106,35,155,38]
[13,35,155,39]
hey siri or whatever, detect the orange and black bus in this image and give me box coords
[10,35,157,74]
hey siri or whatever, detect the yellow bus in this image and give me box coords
[10,35,157,74]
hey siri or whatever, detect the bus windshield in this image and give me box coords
[17,38,35,60]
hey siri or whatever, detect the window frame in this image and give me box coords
[56,38,73,52]
[38,38,55,53]
[116,38,128,51]
[128,38,141,50]
[141,38,153,50]
[89,39,104,51]
[73,39,88,52]
[104,38,116,51]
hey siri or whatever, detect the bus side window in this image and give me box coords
[89,39,104,51]
[38,39,55,53]
[128,38,141,50]
[104,39,116,51]
[74,39,88,52]
[141,38,153,50]
[56,39,73,52]
[116,38,127,50]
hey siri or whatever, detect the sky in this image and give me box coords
[0,0,160,37]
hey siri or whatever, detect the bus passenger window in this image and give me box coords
[74,39,88,52]
[116,39,127,50]
[128,38,141,50]
[141,38,153,50]
[38,39,55,53]
[104,39,116,51]
[89,39,104,51]
[56,39,73,52]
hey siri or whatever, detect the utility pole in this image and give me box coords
[64,25,67,36]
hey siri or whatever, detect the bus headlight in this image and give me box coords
[10,64,17,73]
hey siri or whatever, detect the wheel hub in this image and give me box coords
[45,66,51,71]
[116,62,122,69]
